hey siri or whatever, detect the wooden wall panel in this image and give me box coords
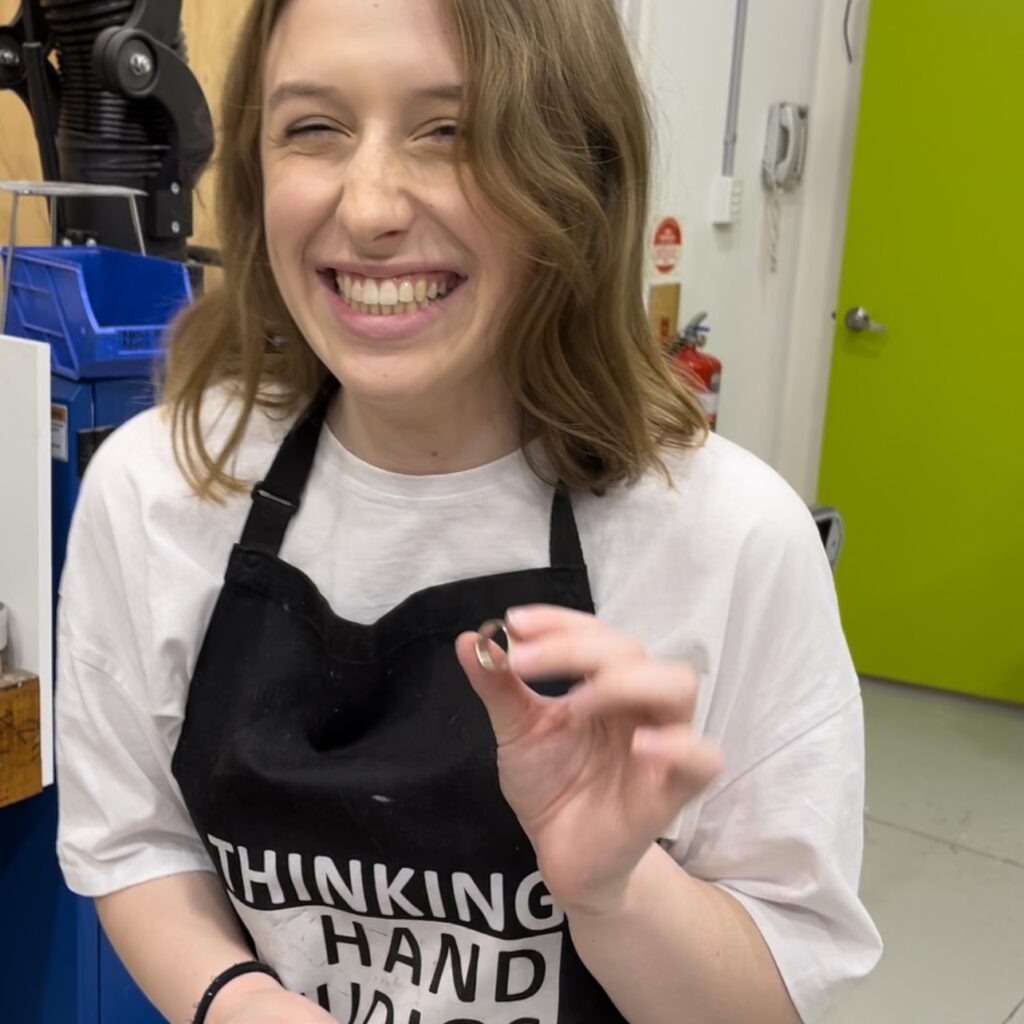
[179,0,251,250]
[0,0,45,244]
[0,0,251,250]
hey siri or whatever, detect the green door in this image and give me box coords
[818,1,1024,703]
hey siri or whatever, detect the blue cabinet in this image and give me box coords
[0,375,166,1024]
[0,788,80,1024]
[0,786,164,1024]
[2,247,190,1023]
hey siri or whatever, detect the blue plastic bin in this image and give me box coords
[1,245,193,380]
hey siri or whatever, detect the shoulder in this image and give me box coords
[79,385,297,514]
[70,385,306,572]
[574,433,838,672]
[664,433,815,539]
[579,433,819,570]
[60,387,299,655]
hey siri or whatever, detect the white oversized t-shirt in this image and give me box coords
[55,392,881,1022]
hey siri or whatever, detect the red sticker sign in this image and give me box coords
[653,217,683,274]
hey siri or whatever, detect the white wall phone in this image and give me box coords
[762,102,809,192]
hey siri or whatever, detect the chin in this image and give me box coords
[327,362,443,407]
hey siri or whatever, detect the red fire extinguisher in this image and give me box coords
[668,312,722,431]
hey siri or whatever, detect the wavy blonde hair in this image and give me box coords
[161,0,707,498]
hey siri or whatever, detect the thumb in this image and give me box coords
[455,631,541,744]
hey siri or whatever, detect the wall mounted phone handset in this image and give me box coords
[762,102,809,192]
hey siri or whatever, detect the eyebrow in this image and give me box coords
[266,80,463,114]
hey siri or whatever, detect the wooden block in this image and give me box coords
[0,673,42,809]
[648,283,682,348]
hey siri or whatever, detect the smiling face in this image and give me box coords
[261,0,524,439]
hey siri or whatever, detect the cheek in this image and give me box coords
[451,186,526,293]
[264,182,305,256]
[263,166,334,257]
[474,234,526,309]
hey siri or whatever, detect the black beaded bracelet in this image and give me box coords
[192,961,283,1024]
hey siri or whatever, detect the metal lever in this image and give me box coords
[844,306,886,333]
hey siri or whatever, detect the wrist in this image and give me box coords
[201,966,283,1024]
[560,844,666,921]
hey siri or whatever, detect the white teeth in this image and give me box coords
[334,273,460,316]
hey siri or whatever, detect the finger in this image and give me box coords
[569,661,699,725]
[508,626,646,681]
[632,724,724,794]
[504,605,604,641]
[455,632,543,744]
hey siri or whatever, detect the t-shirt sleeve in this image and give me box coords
[55,417,214,896]
[56,633,214,895]
[670,474,883,1023]
[682,700,880,1023]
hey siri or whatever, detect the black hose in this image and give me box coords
[39,0,184,184]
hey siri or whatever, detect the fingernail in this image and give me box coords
[505,607,527,629]
[632,727,665,757]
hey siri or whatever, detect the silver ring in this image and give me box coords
[475,619,513,672]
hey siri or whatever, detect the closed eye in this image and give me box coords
[425,123,460,141]
[282,122,458,143]
[284,122,338,139]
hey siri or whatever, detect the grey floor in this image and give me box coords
[820,678,1024,1024]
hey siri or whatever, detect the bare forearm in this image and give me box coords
[566,846,800,1024]
[96,871,282,1024]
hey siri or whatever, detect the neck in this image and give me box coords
[328,385,523,475]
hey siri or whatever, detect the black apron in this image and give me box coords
[171,383,629,1024]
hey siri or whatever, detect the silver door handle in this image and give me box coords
[844,306,886,333]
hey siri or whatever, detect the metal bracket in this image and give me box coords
[0,181,148,335]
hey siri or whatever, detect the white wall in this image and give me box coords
[0,335,53,786]
[630,0,869,500]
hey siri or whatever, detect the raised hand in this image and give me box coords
[455,604,722,916]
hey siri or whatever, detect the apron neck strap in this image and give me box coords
[549,487,586,569]
[239,376,337,555]
[240,377,587,570]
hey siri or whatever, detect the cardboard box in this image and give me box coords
[0,673,43,808]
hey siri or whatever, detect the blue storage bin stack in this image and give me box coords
[2,245,193,379]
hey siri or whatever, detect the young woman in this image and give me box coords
[55,1,881,1022]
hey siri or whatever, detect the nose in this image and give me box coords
[335,135,415,249]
